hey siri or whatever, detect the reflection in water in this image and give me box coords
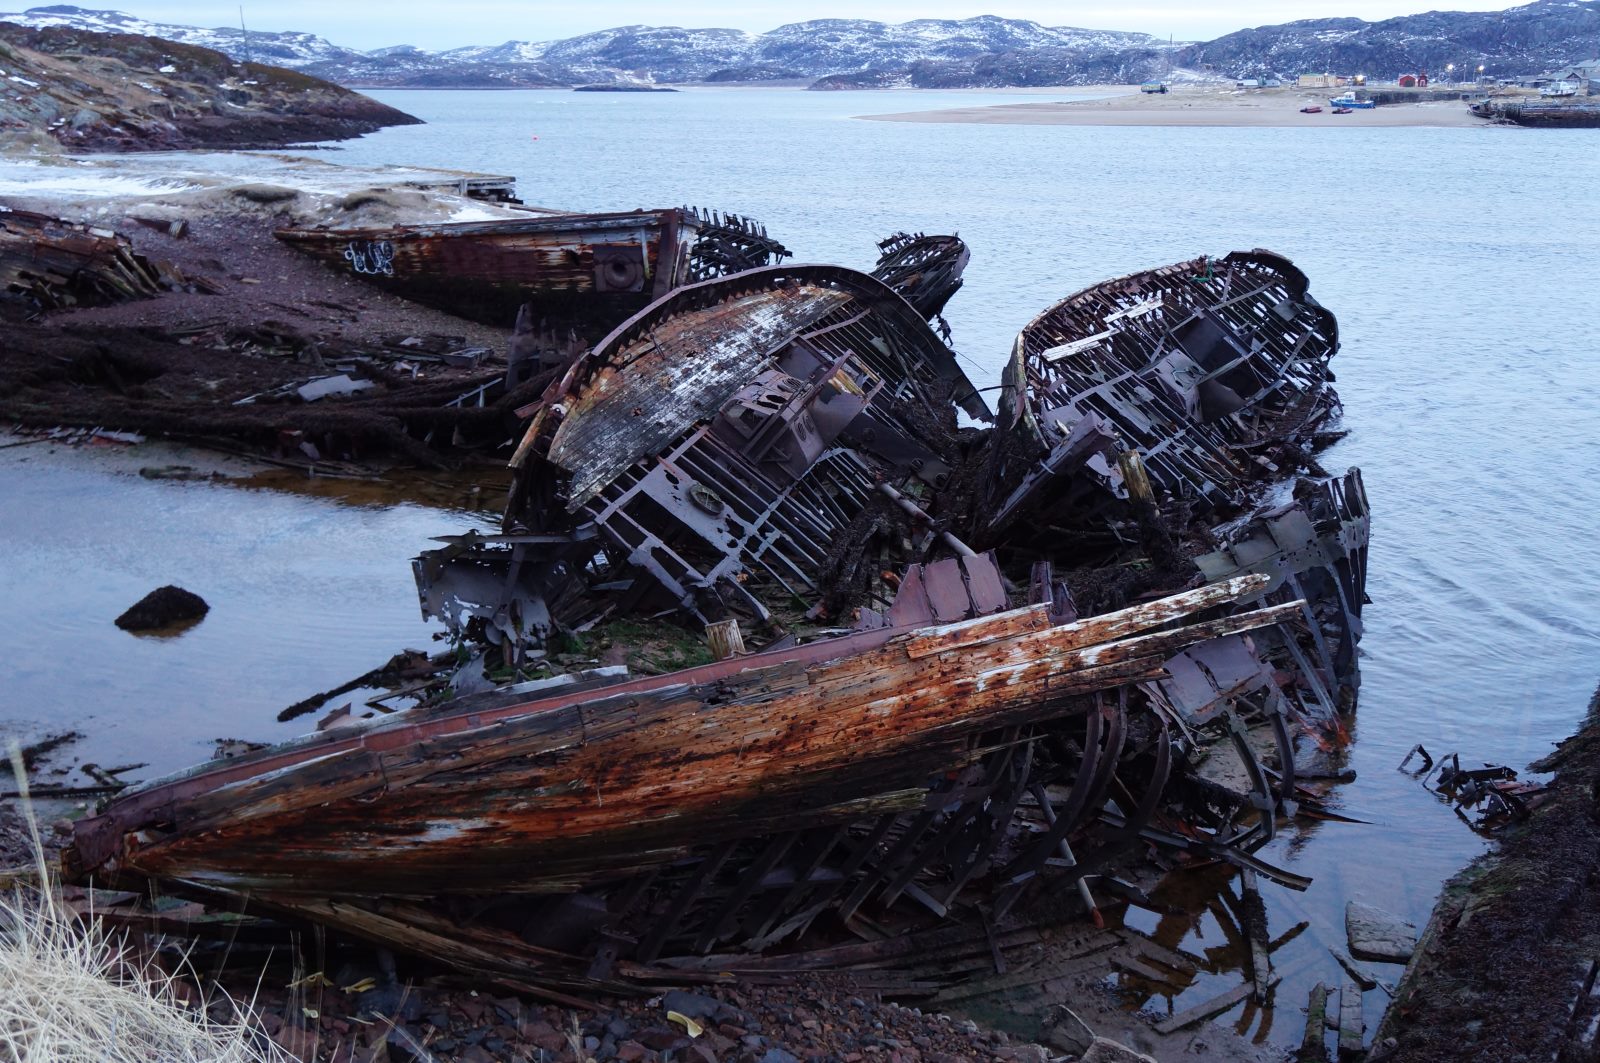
[235,463,513,513]
[0,440,497,784]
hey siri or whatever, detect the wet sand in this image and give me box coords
[861,84,1483,128]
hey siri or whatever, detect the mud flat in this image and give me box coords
[859,85,1481,128]
[0,153,545,470]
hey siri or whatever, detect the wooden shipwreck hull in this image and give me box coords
[69,570,1298,987]
[274,206,789,332]
[64,246,1368,995]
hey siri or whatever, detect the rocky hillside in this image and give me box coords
[1,1,1596,89]
[1177,0,1600,79]
[0,4,368,67]
[0,21,419,151]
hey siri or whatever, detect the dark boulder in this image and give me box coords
[114,585,209,631]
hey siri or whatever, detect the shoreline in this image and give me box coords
[859,84,1487,128]
[1373,683,1600,1061]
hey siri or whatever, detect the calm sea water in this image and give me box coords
[3,87,1596,1047]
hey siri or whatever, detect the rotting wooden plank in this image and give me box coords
[1298,982,1329,1063]
[1337,980,1363,1057]
[929,946,1120,1005]
[738,828,838,944]
[1112,953,1188,989]
[904,573,1266,660]
[1330,947,1378,991]
[1153,974,1279,1035]
[693,832,798,953]
[637,839,739,963]
[1125,933,1202,978]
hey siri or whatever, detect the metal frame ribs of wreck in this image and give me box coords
[985,250,1341,541]
[66,248,1371,996]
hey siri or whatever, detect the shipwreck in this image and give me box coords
[275,206,791,334]
[66,247,1369,999]
[0,206,183,319]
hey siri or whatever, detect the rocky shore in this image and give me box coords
[0,21,418,151]
[1370,682,1600,1063]
[0,158,541,470]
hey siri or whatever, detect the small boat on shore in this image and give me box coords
[1329,92,1375,109]
[275,206,789,334]
[1300,105,1323,114]
[1332,106,1354,114]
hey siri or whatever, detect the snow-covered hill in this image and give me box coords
[0,6,1180,85]
[1,2,1594,88]
[0,4,366,67]
[1177,0,1600,79]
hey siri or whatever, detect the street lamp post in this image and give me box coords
[1446,62,1455,84]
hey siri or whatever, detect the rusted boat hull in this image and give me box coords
[274,207,788,332]
[984,249,1340,544]
[870,231,970,323]
[69,572,1288,897]
[68,570,1304,988]
[483,263,988,650]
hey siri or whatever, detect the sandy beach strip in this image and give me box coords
[859,86,1485,128]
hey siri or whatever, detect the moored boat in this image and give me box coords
[1329,92,1375,109]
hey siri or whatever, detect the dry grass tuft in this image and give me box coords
[0,747,287,1063]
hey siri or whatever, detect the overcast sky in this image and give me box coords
[89,1,1529,49]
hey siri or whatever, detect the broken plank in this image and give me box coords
[1337,981,1363,1057]
[1330,947,1379,991]
[1153,974,1280,1034]
[1298,982,1329,1063]
[1111,953,1188,989]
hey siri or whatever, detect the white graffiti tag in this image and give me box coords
[343,239,395,276]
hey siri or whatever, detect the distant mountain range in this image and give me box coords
[1,2,1595,89]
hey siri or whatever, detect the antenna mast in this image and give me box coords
[239,6,254,66]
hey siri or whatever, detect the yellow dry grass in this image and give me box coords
[0,748,288,1063]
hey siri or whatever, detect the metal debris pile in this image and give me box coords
[1401,745,1555,831]
[67,240,1370,1000]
